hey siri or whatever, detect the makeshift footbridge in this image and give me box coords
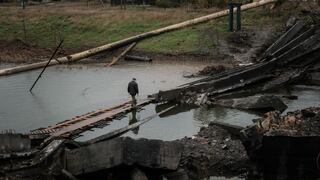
[28,98,154,140]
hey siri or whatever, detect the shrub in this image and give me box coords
[155,0,180,8]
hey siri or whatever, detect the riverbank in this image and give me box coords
[0,1,296,63]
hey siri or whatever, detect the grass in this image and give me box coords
[0,2,286,54]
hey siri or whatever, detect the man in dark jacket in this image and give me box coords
[127,78,139,107]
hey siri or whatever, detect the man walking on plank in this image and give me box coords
[127,78,139,108]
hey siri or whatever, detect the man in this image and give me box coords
[127,78,139,107]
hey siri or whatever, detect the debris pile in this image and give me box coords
[0,125,250,180]
[243,107,320,138]
[240,107,320,179]
[198,65,229,76]
[241,107,320,158]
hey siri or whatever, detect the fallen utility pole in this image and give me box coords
[0,0,277,76]
[106,42,137,67]
[29,40,64,92]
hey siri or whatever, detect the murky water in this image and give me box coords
[76,103,259,141]
[0,61,208,133]
[283,85,320,113]
[0,62,319,141]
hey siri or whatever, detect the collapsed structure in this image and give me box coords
[155,20,320,107]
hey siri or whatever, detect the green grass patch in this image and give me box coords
[0,5,286,54]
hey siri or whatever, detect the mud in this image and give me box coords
[0,25,277,66]
[217,27,277,64]
[183,65,231,78]
[0,39,235,66]
[0,39,84,63]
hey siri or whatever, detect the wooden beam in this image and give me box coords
[106,42,137,67]
[124,55,152,62]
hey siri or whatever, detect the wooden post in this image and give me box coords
[227,3,234,32]
[99,0,105,8]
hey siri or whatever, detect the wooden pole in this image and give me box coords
[106,42,137,67]
[0,0,277,77]
[29,40,64,92]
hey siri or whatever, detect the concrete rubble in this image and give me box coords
[241,107,320,179]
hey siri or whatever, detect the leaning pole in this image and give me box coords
[0,0,277,76]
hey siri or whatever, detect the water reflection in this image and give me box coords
[128,109,139,134]
[193,106,228,125]
[155,103,195,118]
[283,85,320,113]
[193,106,259,127]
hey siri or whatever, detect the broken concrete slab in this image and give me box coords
[260,135,320,179]
[0,134,37,160]
[212,95,288,112]
[66,137,183,176]
[0,134,31,154]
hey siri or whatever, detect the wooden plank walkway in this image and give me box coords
[29,99,153,139]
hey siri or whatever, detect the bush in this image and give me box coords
[155,0,180,8]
